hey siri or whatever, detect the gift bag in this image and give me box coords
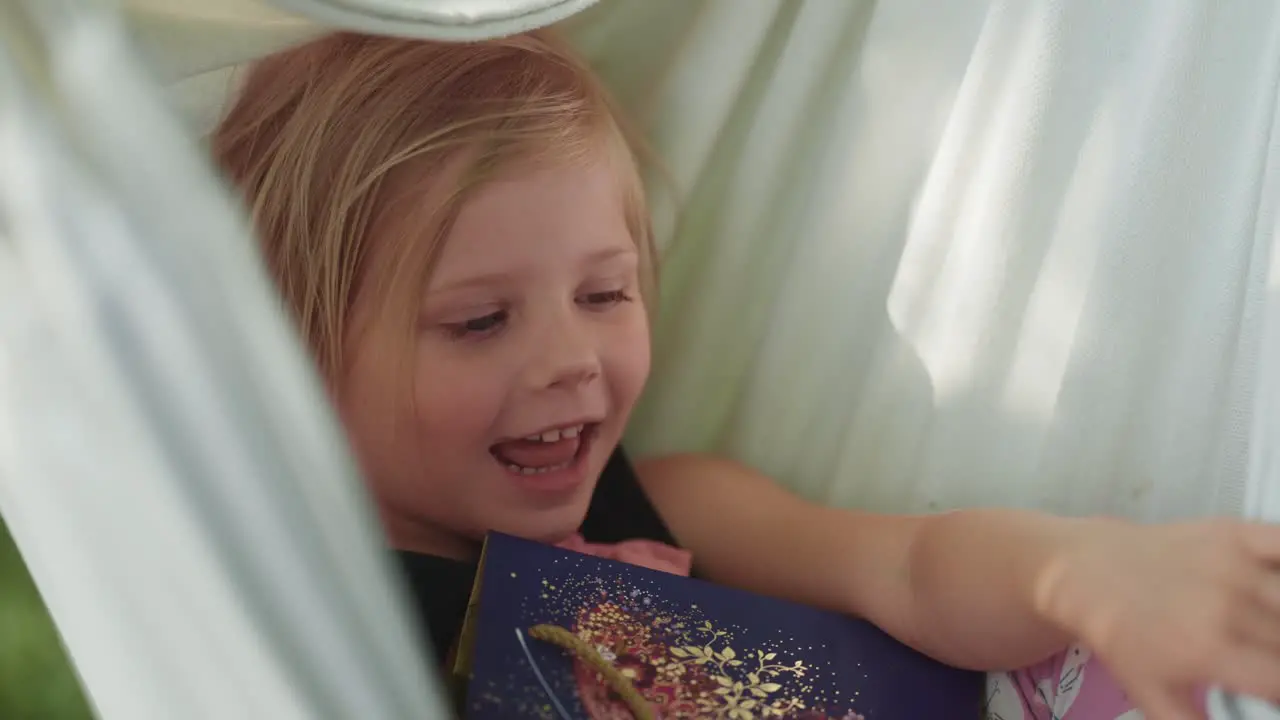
[457,533,985,719]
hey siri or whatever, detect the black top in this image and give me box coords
[393,448,676,668]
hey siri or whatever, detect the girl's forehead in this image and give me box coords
[426,157,636,286]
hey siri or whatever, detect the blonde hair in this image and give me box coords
[212,31,656,379]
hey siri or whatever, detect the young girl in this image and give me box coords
[213,30,1280,719]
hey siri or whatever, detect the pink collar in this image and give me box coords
[555,533,693,577]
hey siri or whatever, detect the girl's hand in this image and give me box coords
[1041,519,1280,719]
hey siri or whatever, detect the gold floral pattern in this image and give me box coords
[571,603,857,719]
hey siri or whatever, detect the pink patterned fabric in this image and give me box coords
[555,533,694,576]
[987,644,1141,719]
[989,643,1213,719]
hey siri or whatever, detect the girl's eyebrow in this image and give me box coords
[429,271,518,296]
[431,247,638,295]
[583,246,638,266]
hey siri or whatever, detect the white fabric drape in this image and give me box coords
[0,2,450,718]
[560,0,1280,522]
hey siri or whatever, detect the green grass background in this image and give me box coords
[0,519,92,719]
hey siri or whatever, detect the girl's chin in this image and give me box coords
[480,487,598,545]
[480,514,589,548]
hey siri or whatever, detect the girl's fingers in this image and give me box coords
[1240,523,1280,563]
[1219,644,1280,705]
[1130,684,1205,720]
[1236,603,1280,656]
[1250,567,1280,615]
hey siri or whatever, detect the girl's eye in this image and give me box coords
[444,310,507,339]
[578,289,634,308]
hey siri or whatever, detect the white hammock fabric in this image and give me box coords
[0,1,449,718]
[1,0,1278,718]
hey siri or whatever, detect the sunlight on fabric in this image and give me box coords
[590,0,1280,520]
[986,0,1206,426]
[997,82,1116,421]
[724,9,914,473]
[889,0,1054,404]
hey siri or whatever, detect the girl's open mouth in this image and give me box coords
[490,422,599,476]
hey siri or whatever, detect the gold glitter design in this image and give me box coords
[664,624,813,718]
[467,546,868,720]
[555,577,856,719]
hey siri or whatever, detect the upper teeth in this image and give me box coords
[526,425,583,443]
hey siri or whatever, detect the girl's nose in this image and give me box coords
[530,315,602,391]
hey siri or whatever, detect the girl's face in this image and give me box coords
[338,153,651,557]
